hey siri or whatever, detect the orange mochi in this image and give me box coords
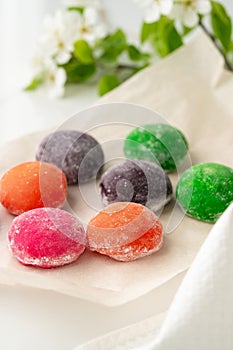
[0,161,67,215]
[87,202,163,262]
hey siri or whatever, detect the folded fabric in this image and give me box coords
[148,202,233,350]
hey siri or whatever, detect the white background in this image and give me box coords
[0,0,233,145]
[0,1,232,350]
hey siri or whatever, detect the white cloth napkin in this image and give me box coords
[74,203,233,350]
[146,202,233,350]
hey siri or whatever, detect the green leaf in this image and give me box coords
[140,17,183,57]
[151,17,183,57]
[98,75,120,96]
[132,64,149,74]
[24,76,43,91]
[141,22,157,43]
[73,39,94,64]
[67,7,84,14]
[211,1,232,52]
[127,45,150,61]
[182,25,195,37]
[61,58,96,83]
[99,29,127,63]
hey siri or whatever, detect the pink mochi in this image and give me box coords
[8,207,86,268]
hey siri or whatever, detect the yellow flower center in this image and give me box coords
[57,40,65,49]
[180,0,195,8]
[80,24,89,34]
[53,29,65,50]
[48,73,55,84]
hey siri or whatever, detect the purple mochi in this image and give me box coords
[36,130,104,184]
[99,160,173,212]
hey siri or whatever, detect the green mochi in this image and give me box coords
[176,163,233,223]
[124,123,188,172]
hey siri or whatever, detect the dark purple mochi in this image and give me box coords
[100,160,173,212]
[36,130,104,184]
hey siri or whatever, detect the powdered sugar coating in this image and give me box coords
[87,202,163,262]
[0,161,67,215]
[176,163,233,222]
[36,130,104,184]
[100,160,173,212]
[8,208,86,268]
[124,123,189,172]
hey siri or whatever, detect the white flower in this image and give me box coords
[31,51,49,76]
[45,62,67,99]
[29,54,67,98]
[38,10,80,64]
[171,0,211,28]
[37,5,107,65]
[75,6,108,44]
[136,0,174,23]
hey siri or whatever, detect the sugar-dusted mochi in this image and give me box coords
[8,207,86,268]
[100,160,172,212]
[124,123,188,172]
[0,161,67,215]
[36,130,104,184]
[87,202,163,262]
[176,163,233,223]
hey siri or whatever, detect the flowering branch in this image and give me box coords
[25,0,233,98]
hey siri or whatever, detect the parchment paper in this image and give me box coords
[0,31,232,306]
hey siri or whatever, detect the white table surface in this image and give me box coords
[0,1,232,349]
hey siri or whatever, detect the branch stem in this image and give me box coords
[117,64,137,70]
[97,62,138,72]
[199,20,233,72]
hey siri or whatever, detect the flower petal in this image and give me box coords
[39,33,58,55]
[170,4,183,20]
[56,51,71,65]
[195,0,211,15]
[144,4,160,23]
[94,24,108,39]
[183,7,199,27]
[84,7,98,26]
[55,68,67,87]
[160,0,173,15]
